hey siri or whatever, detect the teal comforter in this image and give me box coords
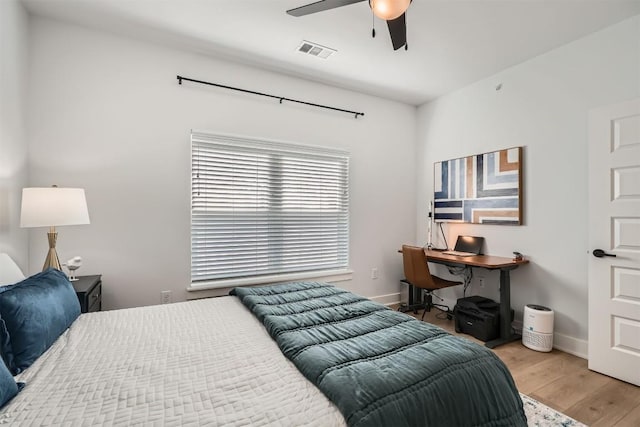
[230,282,526,427]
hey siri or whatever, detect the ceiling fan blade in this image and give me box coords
[386,13,407,50]
[287,0,365,17]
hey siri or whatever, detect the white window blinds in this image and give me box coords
[191,131,350,284]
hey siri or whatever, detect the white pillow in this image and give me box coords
[0,253,26,286]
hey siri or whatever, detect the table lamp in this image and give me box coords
[20,186,90,271]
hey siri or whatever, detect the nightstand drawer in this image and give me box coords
[72,275,102,313]
[86,283,102,313]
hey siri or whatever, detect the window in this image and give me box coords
[191,131,349,286]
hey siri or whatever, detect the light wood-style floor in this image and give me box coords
[407,307,640,426]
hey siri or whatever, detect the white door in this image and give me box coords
[588,98,640,386]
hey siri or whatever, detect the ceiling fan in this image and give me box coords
[286,0,411,51]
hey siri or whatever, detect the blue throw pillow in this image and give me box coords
[0,268,81,374]
[0,359,23,409]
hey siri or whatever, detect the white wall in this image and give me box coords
[416,15,640,356]
[26,17,417,309]
[0,0,29,271]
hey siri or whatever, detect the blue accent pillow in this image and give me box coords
[0,359,23,409]
[0,268,81,374]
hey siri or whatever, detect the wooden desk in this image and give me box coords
[424,250,527,270]
[423,250,529,348]
[397,248,528,347]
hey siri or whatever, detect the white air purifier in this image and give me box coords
[522,304,554,352]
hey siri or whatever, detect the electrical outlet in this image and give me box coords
[478,278,485,288]
[161,290,172,304]
[371,268,378,280]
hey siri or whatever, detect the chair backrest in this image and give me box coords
[402,245,436,290]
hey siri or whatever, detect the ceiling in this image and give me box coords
[21,0,640,105]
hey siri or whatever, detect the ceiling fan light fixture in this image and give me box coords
[369,0,410,20]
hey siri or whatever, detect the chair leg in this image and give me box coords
[421,292,453,320]
[421,293,433,320]
[425,293,432,312]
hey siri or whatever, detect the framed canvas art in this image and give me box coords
[434,147,523,225]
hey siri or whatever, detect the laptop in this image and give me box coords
[443,236,485,257]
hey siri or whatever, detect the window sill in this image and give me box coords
[187,269,353,292]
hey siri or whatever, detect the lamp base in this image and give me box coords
[43,230,62,271]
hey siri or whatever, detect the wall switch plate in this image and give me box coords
[478,278,485,288]
[161,290,172,304]
[371,268,378,279]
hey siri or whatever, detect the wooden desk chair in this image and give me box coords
[401,245,462,320]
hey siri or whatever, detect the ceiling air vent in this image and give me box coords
[297,40,336,59]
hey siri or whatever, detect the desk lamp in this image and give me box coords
[20,186,90,271]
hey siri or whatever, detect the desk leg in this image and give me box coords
[485,269,521,349]
[398,282,424,314]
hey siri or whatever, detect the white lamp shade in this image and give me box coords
[370,0,410,20]
[20,187,90,228]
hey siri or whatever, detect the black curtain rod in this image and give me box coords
[177,75,364,119]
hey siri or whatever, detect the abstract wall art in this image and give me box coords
[434,147,523,225]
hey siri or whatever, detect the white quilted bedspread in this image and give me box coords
[2,297,346,426]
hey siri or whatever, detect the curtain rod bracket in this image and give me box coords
[177,75,364,119]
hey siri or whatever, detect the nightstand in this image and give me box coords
[72,275,102,313]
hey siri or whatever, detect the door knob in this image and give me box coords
[593,249,616,258]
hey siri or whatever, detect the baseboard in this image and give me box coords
[552,332,587,359]
[370,292,401,306]
[511,320,586,359]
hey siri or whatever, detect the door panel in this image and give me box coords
[613,266,640,302]
[613,166,640,200]
[613,217,640,250]
[613,115,640,150]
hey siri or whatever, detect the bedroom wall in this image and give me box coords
[25,17,417,310]
[416,15,640,357]
[0,0,29,271]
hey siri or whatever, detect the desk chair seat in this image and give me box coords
[401,245,462,320]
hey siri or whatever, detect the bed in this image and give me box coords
[0,261,526,426]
